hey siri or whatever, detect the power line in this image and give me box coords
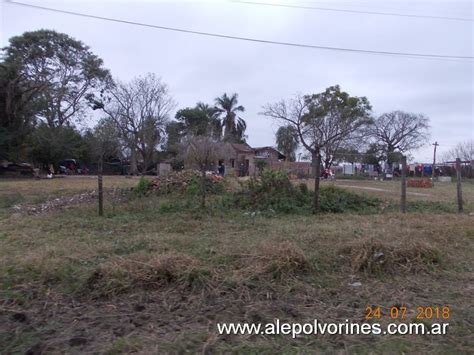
[234,0,474,22]
[5,0,474,61]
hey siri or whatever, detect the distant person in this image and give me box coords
[239,162,245,177]
[218,164,225,176]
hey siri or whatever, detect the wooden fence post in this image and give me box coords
[401,155,407,213]
[98,158,104,216]
[313,149,321,214]
[456,158,463,213]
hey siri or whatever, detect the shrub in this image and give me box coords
[229,170,310,213]
[186,175,225,196]
[134,176,151,196]
[319,185,380,213]
[255,159,268,175]
[298,182,309,194]
[228,170,380,214]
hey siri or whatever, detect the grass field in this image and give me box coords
[1,176,473,353]
[0,176,139,205]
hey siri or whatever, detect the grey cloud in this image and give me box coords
[1,0,472,162]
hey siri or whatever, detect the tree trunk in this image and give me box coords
[324,156,331,169]
[313,148,321,214]
[142,152,149,176]
[386,148,395,173]
[130,148,138,175]
[201,170,206,208]
[98,156,104,216]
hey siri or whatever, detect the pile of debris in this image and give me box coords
[407,178,434,188]
[12,192,96,215]
[12,189,130,215]
[149,170,224,193]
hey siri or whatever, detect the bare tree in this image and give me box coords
[369,111,430,169]
[441,140,473,162]
[100,73,175,174]
[262,85,372,212]
[180,135,224,208]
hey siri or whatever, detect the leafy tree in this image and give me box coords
[215,93,246,143]
[82,117,123,164]
[173,103,222,139]
[275,125,299,161]
[303,86,373,169]
[196,102,222,139]
[369,111,430,169]
[2,29,110,128]
[0,61,39,161]
[262,85,372,212]
[29,123,86,166]
[165,102,222,162]
[362,143,383,165]
[165,121,184,155]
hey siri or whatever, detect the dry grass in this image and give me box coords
[340,238,441,274]
[0,177,473,353]
[0,175,139,205]
[86,253,208,297]
[235,241,310,281]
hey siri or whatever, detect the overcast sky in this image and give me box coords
[1,0,473,162]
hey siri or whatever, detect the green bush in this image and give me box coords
[134,176,151,196]
[298,182,309,194]
[185,175,225,196]
[228,170,310,213]
[227,170,380,214]
[319,185,380,213]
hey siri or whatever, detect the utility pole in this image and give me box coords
[432,141,439,179]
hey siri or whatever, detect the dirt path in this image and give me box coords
[11,189,129,215]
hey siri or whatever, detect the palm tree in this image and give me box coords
[196,102,222,139]
[214,93,246,143]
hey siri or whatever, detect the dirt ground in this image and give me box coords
[1,176,473,353]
